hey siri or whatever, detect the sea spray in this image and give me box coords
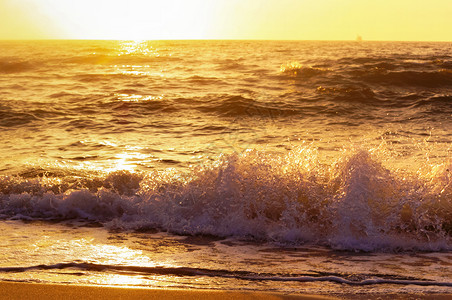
[1,146,450,251]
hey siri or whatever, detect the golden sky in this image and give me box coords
[1,0,451,41]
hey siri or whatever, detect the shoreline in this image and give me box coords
[1,282,452,300]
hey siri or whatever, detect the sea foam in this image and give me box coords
[1,146,450,251]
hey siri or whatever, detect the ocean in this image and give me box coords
[0,40,451,296]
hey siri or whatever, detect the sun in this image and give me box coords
[28,0,220,40]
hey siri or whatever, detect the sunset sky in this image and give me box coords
[1,0,451,41]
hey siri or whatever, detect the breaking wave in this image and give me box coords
[1,147,451,252]
[280,62,330,78]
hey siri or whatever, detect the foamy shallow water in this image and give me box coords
[1,221,451,295]
[0,40,451,294]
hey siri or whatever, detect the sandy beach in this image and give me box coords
[2,282,452,300]
[0,282,338,300]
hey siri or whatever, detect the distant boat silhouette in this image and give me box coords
[356,35,363,42]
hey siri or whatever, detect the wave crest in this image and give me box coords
[0,59,34,73]
[0,147,451,251]
[280,62,329,78]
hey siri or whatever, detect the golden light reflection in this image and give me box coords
[105,151,150,172]
[98,274,148,286]
[99,140,118,147]
[68,240,161,286]
[106,153,137,172]
[119,68,165,77]
[63,139,149,173]
[72,239,185,287]
[118,41,154,56]
[116,94,164,102]
[113,41,167,76]
[89,244,145,265]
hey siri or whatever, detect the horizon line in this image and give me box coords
[0,38,451,43]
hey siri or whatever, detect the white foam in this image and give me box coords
[1,146,451,251]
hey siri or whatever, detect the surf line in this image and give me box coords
[1,263,451,287]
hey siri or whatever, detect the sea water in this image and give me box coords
[0,40,451,296]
